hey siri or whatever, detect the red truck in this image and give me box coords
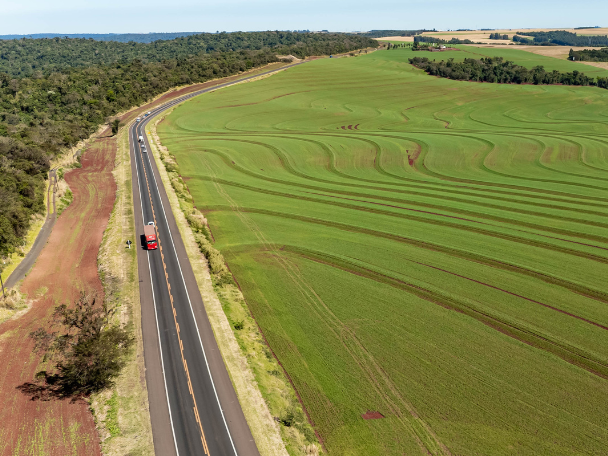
[144,223,158,250]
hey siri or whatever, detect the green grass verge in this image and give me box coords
[155,48,608,455]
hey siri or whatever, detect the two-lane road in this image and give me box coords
[129,64,302,455]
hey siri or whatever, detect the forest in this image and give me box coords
[0,32,202,43]
[569,47,608,62]
[0,31,377,77]
[409,56,608,88]
[357,30,433,38]
[514,30,608,46]
[413,36,475,47]
[0,32,376,264]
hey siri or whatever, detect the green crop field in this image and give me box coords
[157,47,608,455]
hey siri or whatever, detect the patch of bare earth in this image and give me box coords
[361,411,385,420]
[0,134,117,456]
[276,55,303,63]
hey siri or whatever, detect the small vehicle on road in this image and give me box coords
[136,117,141,122]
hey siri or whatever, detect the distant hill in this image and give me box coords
[0,32,203,43]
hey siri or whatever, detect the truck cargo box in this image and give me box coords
[144,225,157,250]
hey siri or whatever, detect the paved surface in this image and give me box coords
[5,169,57,289]
[131,64,303,456]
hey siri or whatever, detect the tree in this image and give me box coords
[111,118,121,135]
[28,293,134,397]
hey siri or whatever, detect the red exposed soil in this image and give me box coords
[362,410,384,420]
[0,134,117,456]
[407,148,421,167]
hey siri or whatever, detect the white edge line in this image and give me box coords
[142,110,239,456]
[136,64,301,455]
[131,124,180,456]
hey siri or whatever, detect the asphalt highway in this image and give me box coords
[129,63,302,456]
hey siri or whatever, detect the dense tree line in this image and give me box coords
[489,33,509,40]
[0,32,202,43]
[409,56,608,89]
[0,31,377,77]
[512,35,533,44]
[0,33,376,263]
[414,36,474,45]
[357,30,433,38]
[387,43,411,49]
[569,48,608,61]
[514,30,608,47]
[412,36,474,50]
[0,138,47,257]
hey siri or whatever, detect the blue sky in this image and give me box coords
[0,0,605,34]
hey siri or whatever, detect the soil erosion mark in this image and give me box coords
[0,133,117,456]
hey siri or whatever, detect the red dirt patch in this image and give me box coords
[362,410,384,420]
[0,133,117,455]
[407,148,421,167]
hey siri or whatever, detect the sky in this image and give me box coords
[0,0,606,34]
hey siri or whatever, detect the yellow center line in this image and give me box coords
[137,139,211,455]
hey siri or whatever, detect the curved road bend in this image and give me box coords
[130,63,303,456]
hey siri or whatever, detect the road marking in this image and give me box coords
[133,64,303,455]
[131,129,180,456]
[137,138,211,455]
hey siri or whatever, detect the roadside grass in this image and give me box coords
[147,114,318,456]
[0,288,30,325]
[155,49,608,455]
[90,123,154,456]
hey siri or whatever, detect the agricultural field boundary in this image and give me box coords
[146,112,319,456]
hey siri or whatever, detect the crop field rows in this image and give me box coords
[158,48,608,454]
